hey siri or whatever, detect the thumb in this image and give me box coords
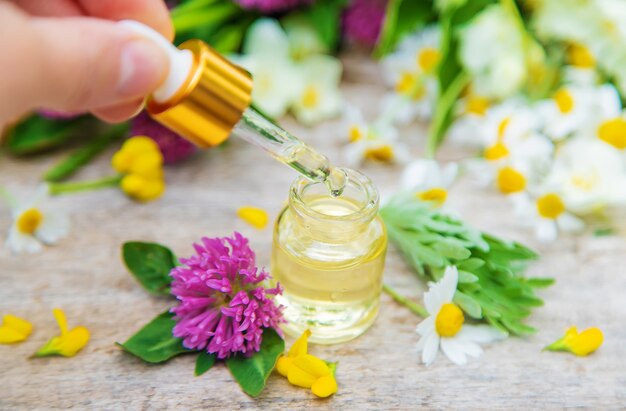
[0,4,169,122]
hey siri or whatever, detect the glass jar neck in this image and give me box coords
[289,168,379,241]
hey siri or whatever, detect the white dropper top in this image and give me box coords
[118,20,194,103]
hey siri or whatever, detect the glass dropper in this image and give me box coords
[232,107,347,197]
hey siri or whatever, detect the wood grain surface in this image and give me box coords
[0,54,624,410]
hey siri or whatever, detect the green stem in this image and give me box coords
[43,123,128,182]
[172,2,240,34]
[48,175,122,196]
[383,283,429,317]
[170,0,219,18]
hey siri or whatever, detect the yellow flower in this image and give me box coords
[237,206,269,230]
[112,136,166,202]
[0,314,33,344]
[34,309,90,358]
[545,326,603,356]
[276,330,338,398]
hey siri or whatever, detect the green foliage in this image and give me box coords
[374,0,436,58]
[302,0,348,51]
[3,114,91,156]
[195,351,217,376]
[122,242,178,296]
[225,328,285,397]
[117,311,190,363]
[380,193,551,336]
[426,0,495,156]
[43,123,128,182]
[171,0,252,52]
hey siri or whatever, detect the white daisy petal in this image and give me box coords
[457,324,508,343]
[7,227,42,254]
[424,266,458,314]
[535,219,558,243]
[558,212,585,233]
[440,337,468,365]
[421,333,440,366]
[35,212,69,244]
[416,315,436,337]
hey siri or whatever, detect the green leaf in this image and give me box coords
[454,291,482,319]
[526,278,555,288]
[457,270,478,283]
[374,0,435,57]
[457,258,485,271]
[122,242,178,295]
[43,123,128,182]
[226,328,285,397]
[304,0,348,51]
[4,115,90,155]
[117,311,190,363]
[195,351,217,376]
[432,240,472,260]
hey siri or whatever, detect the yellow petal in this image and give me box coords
[276,355,293,377]
[287,362,317,388]
[237,206,269,229]
[0,314,34,344]
[288,329,311,358]
[121,175,165,202]
[111,150,133,173]
[123,136,160,154]
[569,327,603,356]
[311,374,338,398]
[292,354,331,379]
[34,310,90,358]
[128,151,164,178]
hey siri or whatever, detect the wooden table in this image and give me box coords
[1,54,624,410]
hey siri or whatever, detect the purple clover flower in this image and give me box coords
[170,232,284,359]
[343,0,387,46]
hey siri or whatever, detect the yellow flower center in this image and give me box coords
[554,89,574,114]
[349,126,363,142]
[571,173,597,192]
[16,208,43,235]
[597,118,626,149]
[435,303,464,337]
[301,86,319,109]
[466,95,490,116]
[568,44,595,68]
[364,145,394,162]
[537,193,565,219]
[418,187,448,203]
[417,47,440,73]
[497,167,527,194]
[484,142,509,161]
[395,72,426,100]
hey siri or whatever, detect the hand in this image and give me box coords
[0,0,173,126]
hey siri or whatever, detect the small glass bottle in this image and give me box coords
[272,169,387,344]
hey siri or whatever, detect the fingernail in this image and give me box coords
[118,39,168,97]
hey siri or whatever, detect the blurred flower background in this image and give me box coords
[2,0,626,250]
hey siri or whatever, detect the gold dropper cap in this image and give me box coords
[145,40,253,148]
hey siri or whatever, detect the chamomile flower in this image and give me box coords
[5,187,69,254]
[291,55,343,126]
[416,266,507,366]
[448,93,492,148]
[381,26,440,123]
[544,138,626,214]
[235,19,303,118]
[516,191,585,243]
[401,159,457,208]
[341,106,408,166]
[536,84,620,141]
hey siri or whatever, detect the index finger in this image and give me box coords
[78,0,174,41]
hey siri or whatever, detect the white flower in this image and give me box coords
[545,138,626,214]
[401,159,457,207]
[447,94,492,148]
[516,191,585,243]
[380,26,440,123]
[235,19,304,118]
[416,266,507,366]
[535,84,620,141]
[5,187,69,254]
[291,55,343,126]
[459,5,526,99]
[341,106,408,166]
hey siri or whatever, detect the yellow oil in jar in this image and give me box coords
[272,194,387,344]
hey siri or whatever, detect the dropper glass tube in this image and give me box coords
[232,107,347,196]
